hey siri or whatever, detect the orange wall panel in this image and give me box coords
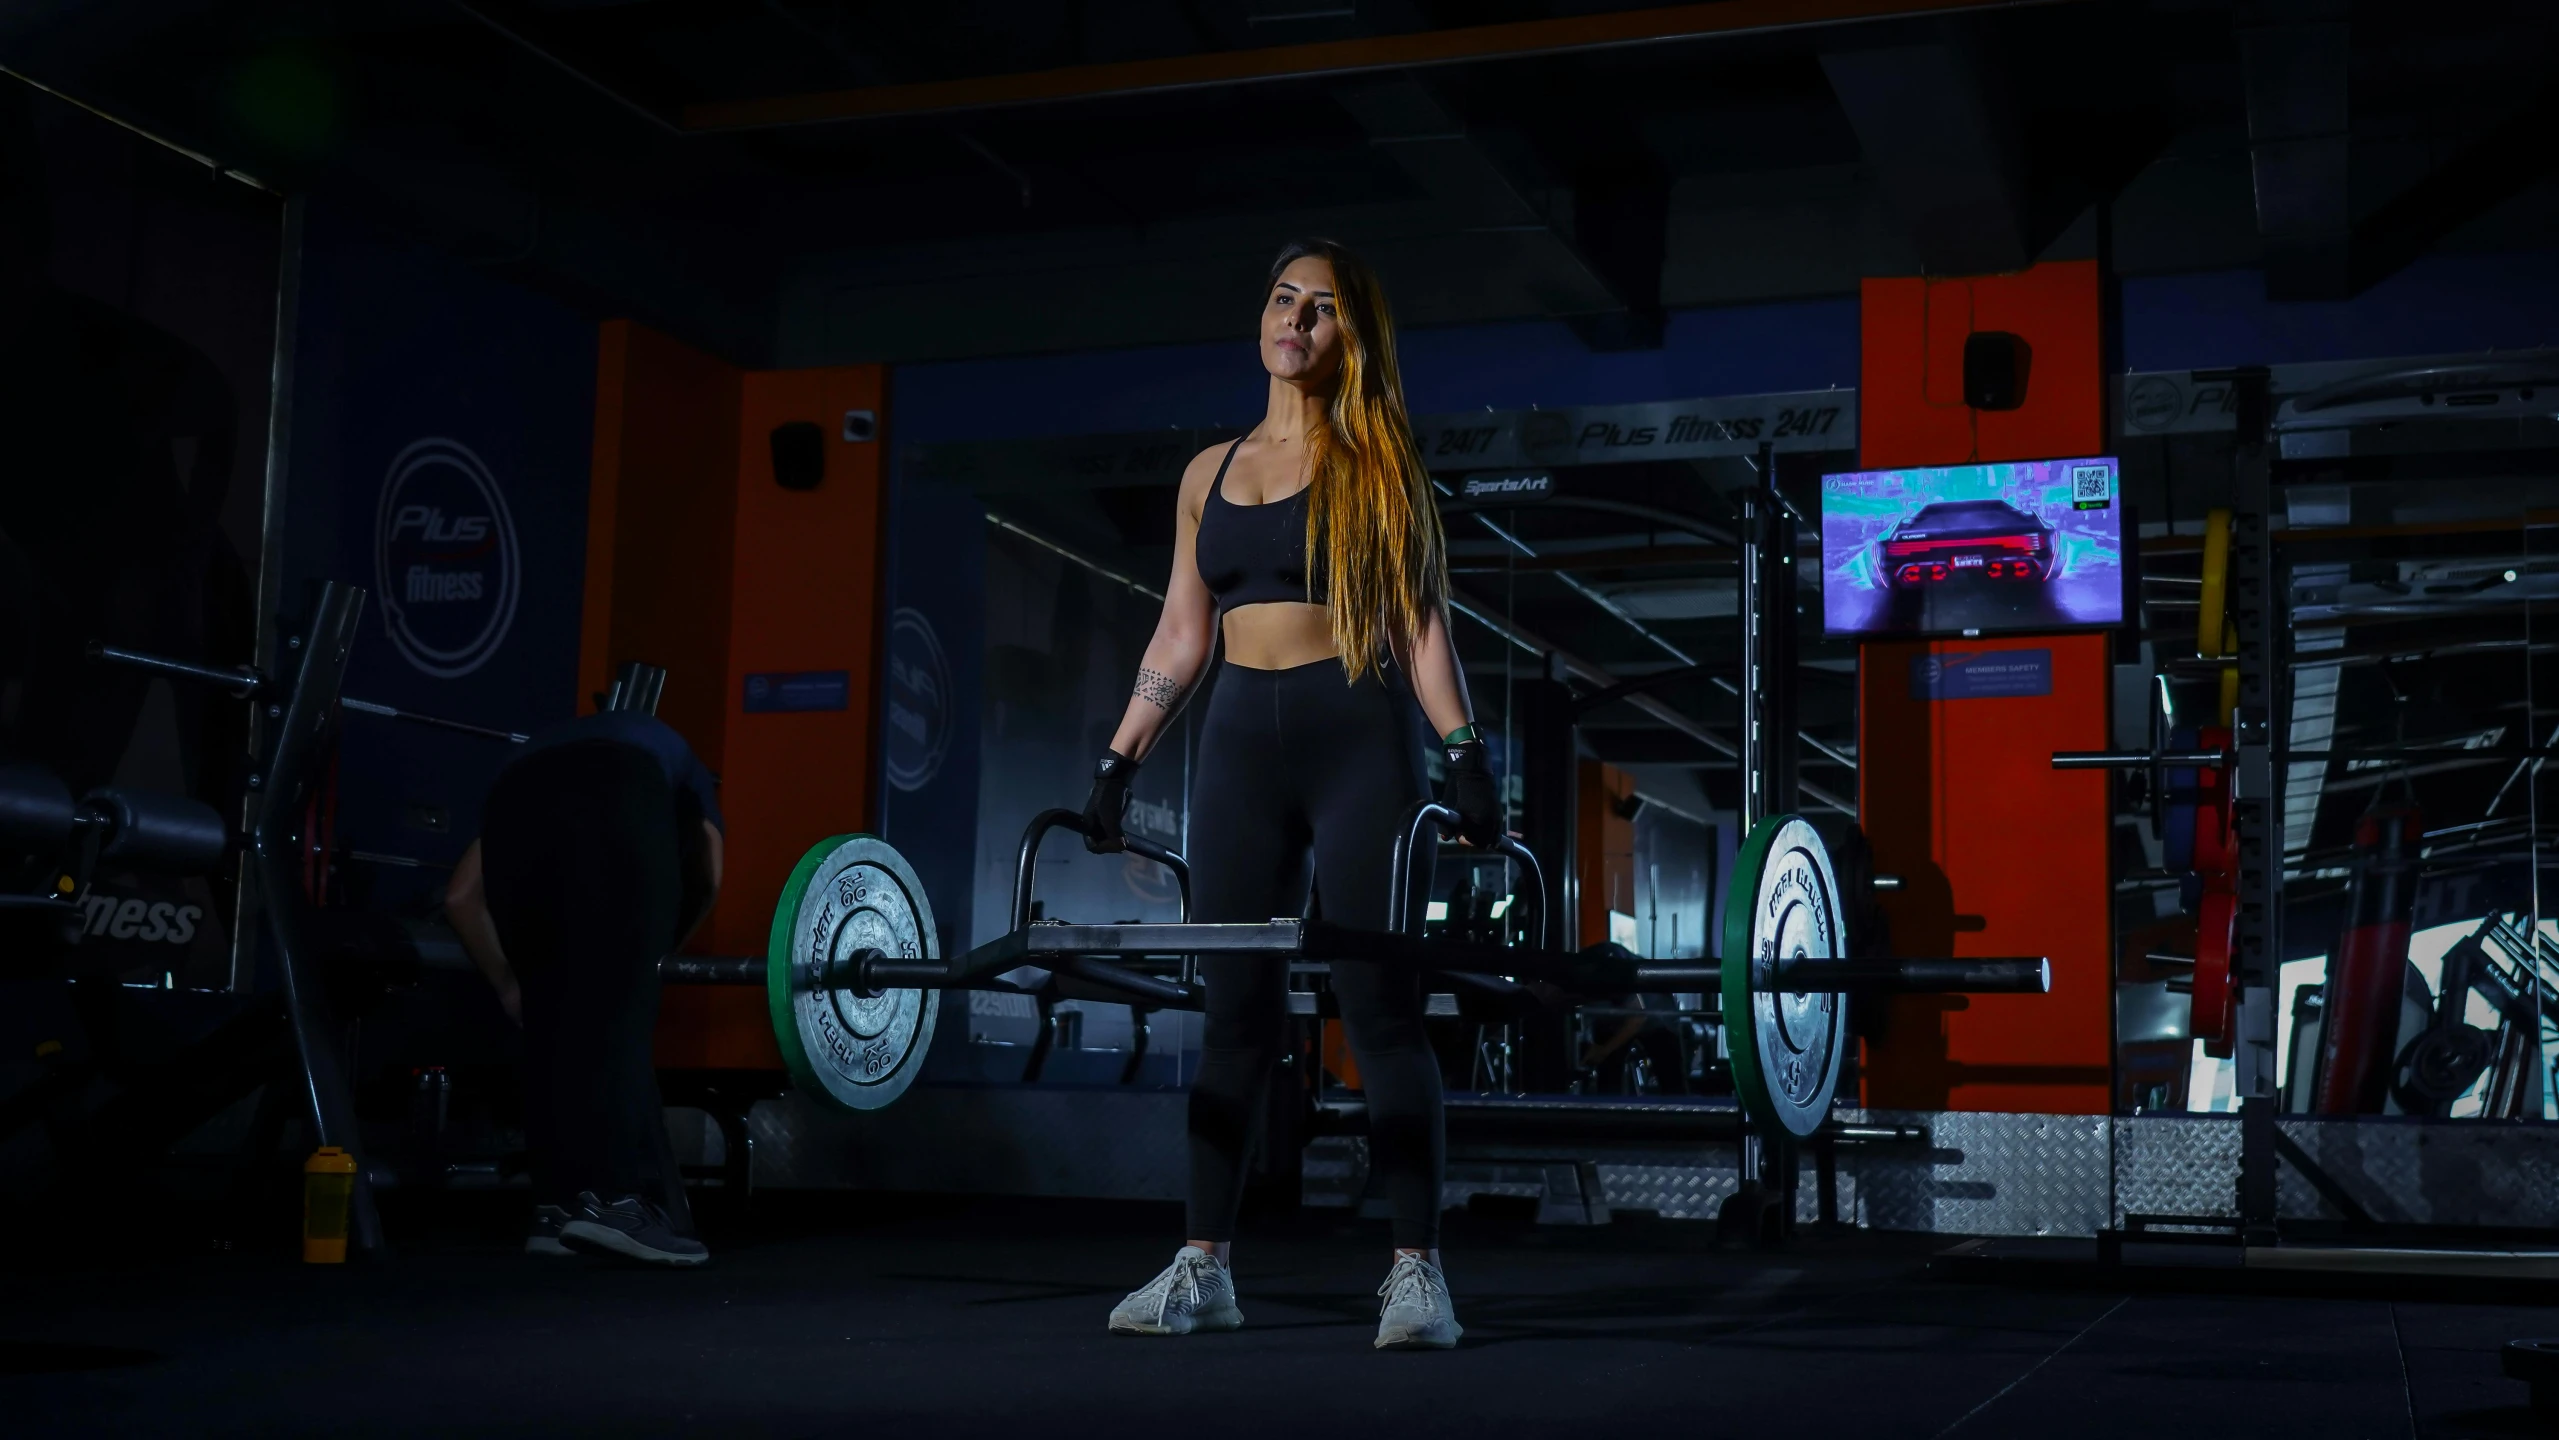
[711,367,890,958]
[1859,261,2103,471]
[579,320,742,755]
[582,323,887,1072]
[1855,259,2114,1115]
[1857,638,2113,1113]
[1576,760,1636,948]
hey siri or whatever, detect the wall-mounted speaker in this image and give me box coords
[771,420,824,491]
[1962,330,2032,411]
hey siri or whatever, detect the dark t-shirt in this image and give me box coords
[513,712,723,832]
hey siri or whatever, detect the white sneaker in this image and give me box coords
[1108,1246,1243,1336]
[1374,1253,1462,1350]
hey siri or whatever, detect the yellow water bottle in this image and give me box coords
[303,1147,357,1264]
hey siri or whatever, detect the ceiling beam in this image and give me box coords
[1334,77,1662,348]
[2238,4,2352,299]
[2352,88,2559,294]
[1820,35,2029,275]
[678,0,2067,132]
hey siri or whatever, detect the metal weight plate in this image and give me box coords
[2190,726,2237,880]
[2192,887,2237,1058]
[1720,815,1847,1140]
[766,834,940,1111]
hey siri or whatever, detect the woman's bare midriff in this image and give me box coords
[1221,602,1338,670]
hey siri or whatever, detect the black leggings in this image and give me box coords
[1185,658,1444,1249]
[481,739,692,1231]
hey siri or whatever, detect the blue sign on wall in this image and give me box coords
[744,670,852,714]
[1910,649,2053,701]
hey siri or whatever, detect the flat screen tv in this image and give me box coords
[1820,456,2124,637]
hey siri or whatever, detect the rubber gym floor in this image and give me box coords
[3,1193,2545,1438]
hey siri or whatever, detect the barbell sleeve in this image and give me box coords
[659,954,764,985]
[1627,965,1721,989]
[1059,955,1203,1009]
[856,957,952,990]
[1768,957,2050,994]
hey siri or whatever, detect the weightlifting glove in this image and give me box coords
[1082,749,1138,853]
[1438,737,1502,847]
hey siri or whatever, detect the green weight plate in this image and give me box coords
[766,834,939,1111]
[1720,815,1847,1140]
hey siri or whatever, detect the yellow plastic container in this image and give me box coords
[303,1147,358,1264]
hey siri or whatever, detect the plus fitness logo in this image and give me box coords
[373,438,522,679]
[883,608,952,793]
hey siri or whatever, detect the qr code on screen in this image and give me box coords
[2071,464,2112,504]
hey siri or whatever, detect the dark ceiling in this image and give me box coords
[5,1,2554,364]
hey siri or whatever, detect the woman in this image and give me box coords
[1080,239,1501,1351]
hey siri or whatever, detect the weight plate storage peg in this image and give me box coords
[1721,815,1849,1139]
[766,835,939,1111]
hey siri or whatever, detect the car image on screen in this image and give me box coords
[1878,500,2056,588]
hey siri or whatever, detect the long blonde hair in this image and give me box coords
[1271,238,1447,682]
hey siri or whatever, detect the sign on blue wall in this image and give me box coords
[283,201,597,896]
[877,470,985,973]
[1910,649,2054,702]
[745,670,852,714]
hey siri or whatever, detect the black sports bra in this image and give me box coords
[1195,438,1325,610]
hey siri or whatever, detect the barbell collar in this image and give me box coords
[1766,957,2050,994]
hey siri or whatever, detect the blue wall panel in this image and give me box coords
[2121,251,2559,372]
[893,296,1864,446]
[283,201,597,900]
[877,456,987,970]
[892,257,2559,442]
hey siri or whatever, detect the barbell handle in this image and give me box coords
[1012,808,1193,932]
[851,951,1200,1011]
[1767,957,2051,994]
[1389,800,1548,952]
[2051,750,2225,770]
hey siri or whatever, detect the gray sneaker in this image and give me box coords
[1375,1253,1462,1350]
[1108,1246,1243,1335]
[526,1204,574,1256]
[559,1192,709,1268]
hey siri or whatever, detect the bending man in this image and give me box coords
[446,708,723,1267]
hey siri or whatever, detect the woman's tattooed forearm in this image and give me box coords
[1134,667,1186,712]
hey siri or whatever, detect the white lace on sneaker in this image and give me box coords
[1375,1254,1462,1350]
[1108,1246,1243,1336]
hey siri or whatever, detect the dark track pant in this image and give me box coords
[482,739,691,1231]
[1184,659,1444,1249]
